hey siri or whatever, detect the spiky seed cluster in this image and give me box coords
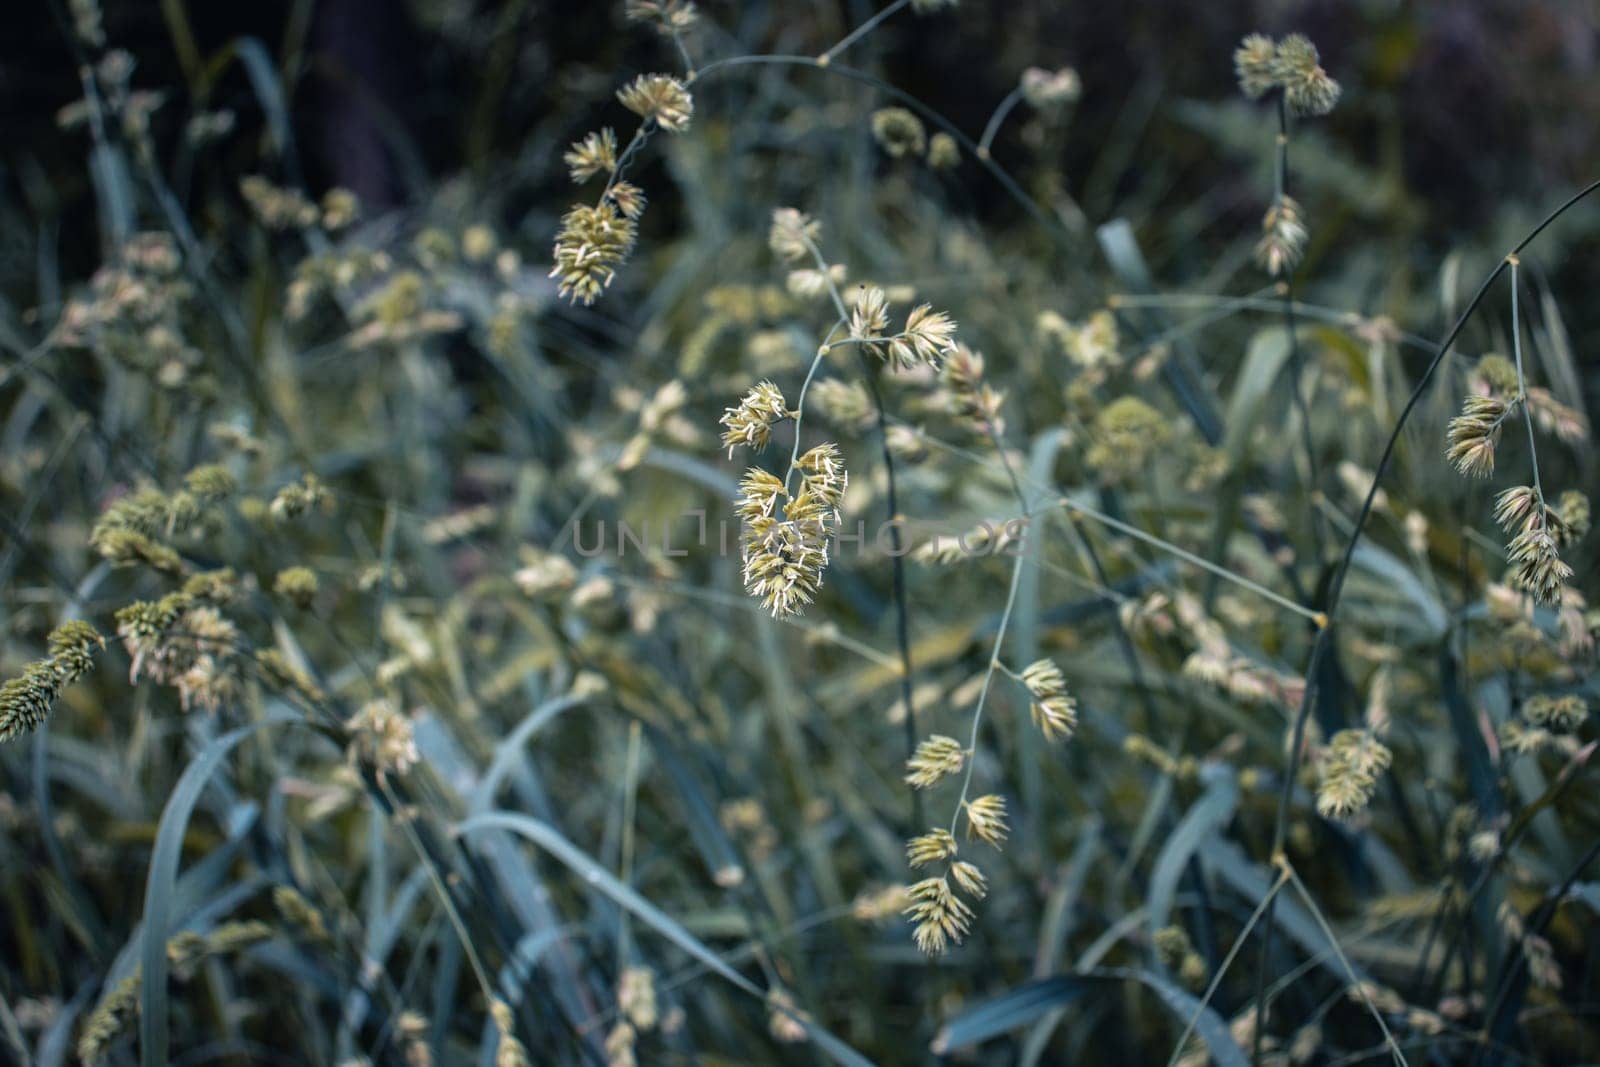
[769,208,821,262]
[1020,658,1077,741]
[1506,527,1572,606]
[853,883,913,923]
[888,304,959,371]
[624,0,698,34]
[1234,34,1278,99]
[742,516,829,617]
[905,876,974,954]
[617,74,693,132]
[77,972,141,1065]
[963,794,1009,845]
[737,447,848,618]
[609,180,647,220]
[1472,354,1519,395]
[1255,195,1308,276]
[940,344,1006,436]
[950,860,987,898]
[849,286,891,351]
[1020,66,1081,110]
[273,886,330,943]
[871,107,926,158]
[550,201,638,305]
[1493,485,1575,605]
[796,443,848,516]
[89,488,194,573]
[1236,34,1340,115]
[906,827,959,867]
[490,998,531,1067]
[184,464,237,502]
[0,652,61,728]
[720,380,791,456]
[1444,395,1507,476]
[346,698,418,782]
[1524,694,1588,732]
[903,801,1008,953]
[167,920,274,980]
[48,620,105,686]
[564,128,618,183]
[1315,729,1392,820]
[1273,34,1341,116]
[116,596,242,713]
[617,966,659,1031]
[905,735,966,788]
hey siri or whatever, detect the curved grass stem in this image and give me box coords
[818,0,912,66]
[1249,175,1600,1062]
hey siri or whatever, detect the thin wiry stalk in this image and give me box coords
[947,526,1029,834]
[1274,93,1326,569]
[896,419,1325,625]
[1049,495,1325,626]
[859,353,924,829]
[1166,867,1289,1067]
[977,86,1027,157]
[793,233,924,822]
[818,0,912,65]
[1508,260,1547,508]
[783,317,846,495]
[1285,863,1408,1066]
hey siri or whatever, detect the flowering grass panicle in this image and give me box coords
[550,202,638,306]
[1315,728,1393,820]
[963,793,1009,845]
[888,303,959,371]
[738,457,845,617]
[1255,195,1308,276]
[769,208,822,262]
[564,128,619,183]
[1234,34,1278,99]
[904,875,974,954]
[624,0,698,34]
[720,380,791,456]
[616,74,694,131]
[1273,34,1341,116]
[1444,394,1507,477]
[1018,658,1077,741]
[346,699,419,782]
[905,735,966,788]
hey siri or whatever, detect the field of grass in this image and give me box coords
[2,1,1598,1064]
